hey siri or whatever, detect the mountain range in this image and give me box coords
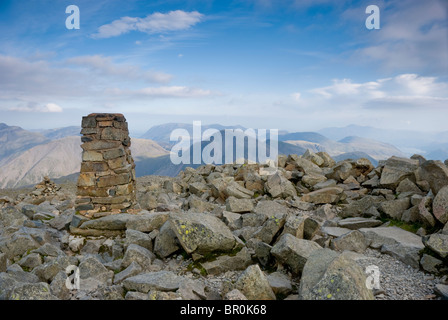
[318,124,448,159]
[0,122,432,189]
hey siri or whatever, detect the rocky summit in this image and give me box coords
[0,150,447,300]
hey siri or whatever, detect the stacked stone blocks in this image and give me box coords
[75,113,137,217]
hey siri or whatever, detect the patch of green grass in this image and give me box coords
[379,217,422,234]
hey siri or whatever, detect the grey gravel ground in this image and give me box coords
[350,248,446,300]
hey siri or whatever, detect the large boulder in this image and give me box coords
[360,227,424,268]
[226,197,254,213]
[418,196,436,228]
[271,233,322,274]
[340,195,384,218]
[380,157,419,189]
[234,264,276,300]
[378,198,411,220]
[9,282,59,300]
[122,271,184,293]
[300,187,344,204]
[423,233,448,259]
[294,157,323,174]
[326,161,353,182]
[265,172,297,198]
[298,249,374,300]
[330,230,368,253]
[201,247,252,275]
[153,221,181,258]
[419,160,448,195]
[125,212,169,233]
[432,186,448,225]
[169,212,236,254]
[223,181,254,199]
[78,213,136,231]
[302,150,324,167]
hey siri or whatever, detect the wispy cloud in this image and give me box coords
[66,55,173,83]
[106,86,217,98]
[92,10,204,39]
[308,73,448,106]
[9,102,63,113]
[353,0,448,73]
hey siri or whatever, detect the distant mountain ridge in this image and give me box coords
[140,123,247,148]
[318,124,448,160]
[0,123,50,166]
[0,135,169,189]
[0,122,417,188]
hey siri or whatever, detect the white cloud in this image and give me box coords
[66,55,173,83]
[310,78,384,100]
[354,0,448,72]
[93,10,203,39]
[107,86,216,98]
[9,102,63,113]
[308,74,448,104]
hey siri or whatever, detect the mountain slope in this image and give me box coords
[0,136,82,189]
[140,123,247,146]
[38,126,81,140]
[283,133,404,161]
[0,123,50,165]
[0,136,169,189]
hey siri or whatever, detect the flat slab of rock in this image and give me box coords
[122,271,183,293]
[169,212,236,254]
[337,217,382,230]
[359,226,424,268]
[321,226,352,238]
[300,187,344,204]
[79,213,137,230]
[125,212,169,232]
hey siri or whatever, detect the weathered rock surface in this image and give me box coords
[169,212,236,254]
[234,264,276,300]
[360,227,424,268]
[298,249,374,300]
[271,233,322,274]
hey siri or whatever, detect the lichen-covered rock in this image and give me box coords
[424,233,448,259]
[10,282,59,300]
[234,264,276,300]
[169,212,236,254]
[298,249,374,300]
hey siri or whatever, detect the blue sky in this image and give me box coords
[0,0,447,135]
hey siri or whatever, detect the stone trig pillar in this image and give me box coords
[75,113,137,218]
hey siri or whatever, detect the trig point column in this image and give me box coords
[75,113,137,218]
